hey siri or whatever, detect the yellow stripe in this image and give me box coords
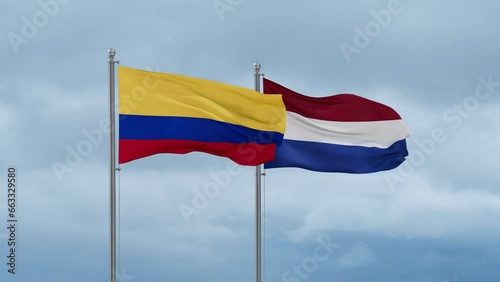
[118,66,286,133]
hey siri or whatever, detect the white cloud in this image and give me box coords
[263,173,500,241]
[2,0,500,281]
[335,241,376,269]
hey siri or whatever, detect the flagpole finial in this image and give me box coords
[253,62,261,72]
[108,48,116,58]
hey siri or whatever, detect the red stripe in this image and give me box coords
[263,78,402,122]
[119,139,277,166]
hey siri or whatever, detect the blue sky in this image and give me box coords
[1,0,500,281]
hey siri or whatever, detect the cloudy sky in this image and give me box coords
[1,0,500,281]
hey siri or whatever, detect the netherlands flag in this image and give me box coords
[263,78,411,173]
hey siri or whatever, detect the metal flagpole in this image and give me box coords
[108,48,117,282]
[254,62,262,282]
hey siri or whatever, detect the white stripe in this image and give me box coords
[285,111,411,148]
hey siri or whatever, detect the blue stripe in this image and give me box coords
[119,114,284,145]
[265,139,408,173]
